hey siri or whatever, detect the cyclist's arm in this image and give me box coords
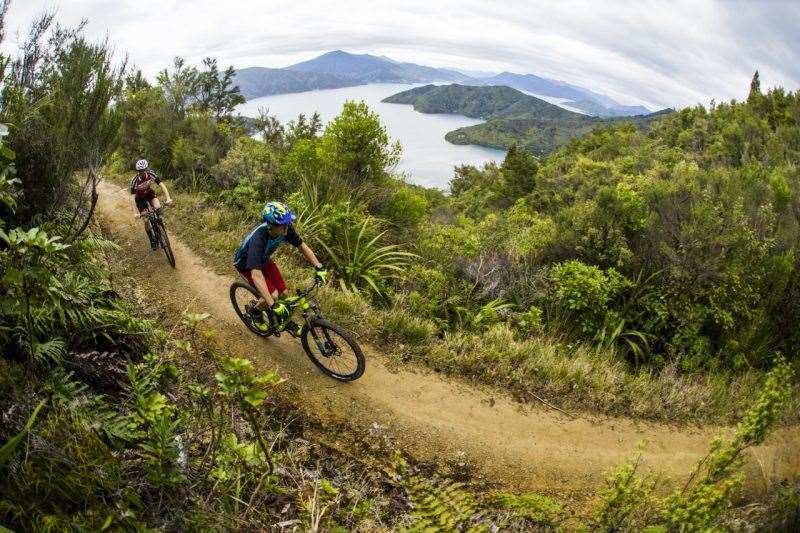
[157,181,173,204]
[250,269,275,308]
[131,194,140,217]
[299,242,322,269]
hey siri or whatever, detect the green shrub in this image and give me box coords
[217,181,263,217]
[550,260,628,334]
[416,216,480,265]
[213,135,281,193]
[383,185,430,226]
[514,306,544,338]
[316,217,416,300]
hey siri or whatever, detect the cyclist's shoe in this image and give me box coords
[247,304,271,333]
[284,320,302,338]
[270,300,290,320]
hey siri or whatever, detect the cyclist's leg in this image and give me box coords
[146,193,161,249]
[136,195,156,248]
[240,264,280,309]
[264,260,300,335]
[263,260,289,298]
[236,269,266,332]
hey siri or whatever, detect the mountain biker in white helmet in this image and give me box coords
[130,159,173,250]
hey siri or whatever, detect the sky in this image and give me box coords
[2,0,799,110]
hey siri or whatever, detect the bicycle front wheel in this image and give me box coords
[301,318,365,381]
[155,219,176,268]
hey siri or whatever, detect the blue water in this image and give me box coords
[237,83,506,190]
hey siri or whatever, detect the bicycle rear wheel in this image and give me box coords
[229,281,273,337]
[155,219,175,268]
[301,318,365,381]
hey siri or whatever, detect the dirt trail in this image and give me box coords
[97,181,800,500]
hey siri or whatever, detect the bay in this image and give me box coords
[237,83,506,190]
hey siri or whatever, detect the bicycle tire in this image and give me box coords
[301,318,365,381]
[229,281,272,337]
[156,219,176,268]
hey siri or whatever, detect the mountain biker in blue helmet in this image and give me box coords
[233,201,329,335]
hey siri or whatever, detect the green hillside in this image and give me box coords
[232,66,361,99]
[384,84,671,155]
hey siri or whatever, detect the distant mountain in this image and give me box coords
[563,99,651,118]
[232,67,361,99]
[467,72,654,117]
[383,84,671,156]
[285,50,469,84]
[472,72,617,106]
[234,50,651,116]
[609,104,652,116]
[456,68,499,79]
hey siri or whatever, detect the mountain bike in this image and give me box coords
[229,278,365,381]
[142,206,175,268]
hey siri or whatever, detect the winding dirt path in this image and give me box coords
[96,181,800,502]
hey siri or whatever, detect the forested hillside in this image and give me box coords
[233,66,362,99]
[1,5,799,531]
[384,84,671,155]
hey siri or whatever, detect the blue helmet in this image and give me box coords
[261,201,295,226]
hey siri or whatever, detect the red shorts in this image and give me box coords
[238,260,287,295]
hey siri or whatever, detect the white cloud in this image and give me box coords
[2,0,798,109]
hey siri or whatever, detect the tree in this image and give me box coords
[2,15,125,226]
[254,107,286,148]
[156,57,198,117]
[500,144,538,202]
[194,57,245,119]
[747,70,761,104]
[286,112,322,144]
[125,68,150,93]
[319,101,401,187]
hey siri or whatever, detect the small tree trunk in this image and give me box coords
[66,165,100,243]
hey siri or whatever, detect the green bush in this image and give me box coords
[383,185,430,226]
[550,260,628,335]
[213,135,282,193]
[416,216,480,265]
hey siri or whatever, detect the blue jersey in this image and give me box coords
[233,223,302,271]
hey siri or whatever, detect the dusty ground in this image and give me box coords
[97,180,800,508]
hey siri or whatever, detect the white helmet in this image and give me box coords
[135,159,149,171]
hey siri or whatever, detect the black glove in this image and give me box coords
[314,265,329,284]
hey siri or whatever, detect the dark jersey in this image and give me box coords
[129,170,161,198]
[233,222,303,271]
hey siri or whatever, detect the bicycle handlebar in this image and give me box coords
[296,277,322,298]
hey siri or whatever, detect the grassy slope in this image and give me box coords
[106,174,799,426]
